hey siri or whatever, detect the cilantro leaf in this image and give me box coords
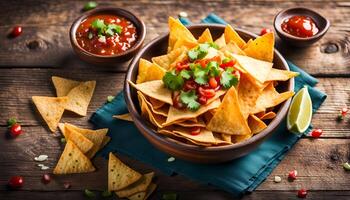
[220,67,239,89]
[180,90,200,111]
[187,43,209,61]
[106,24,122,36]
[188,49,198,61]
[91,19,106,35]
[179,69,192,79]
[207,61,220,77]
[83,1,98,11]
[162,70,184,91]
[208,42,219,49]
[193,66,209,85]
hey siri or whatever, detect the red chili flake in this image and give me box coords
[311,129,323,138]
[288,170,297,181]
[297,188,307,198]
[42,174,51,184]
[8,176,24,188]
[63,182,71,189]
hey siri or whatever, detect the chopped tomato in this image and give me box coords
[209,77,218,89]
[198,87,215,98]
[220,60,236,68]
[183,80,198,91]
[173,93,184,109]
[198,96,207,105]
[190,127,201,135]
[260,28,272,36]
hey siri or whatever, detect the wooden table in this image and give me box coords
[0,1,349,199]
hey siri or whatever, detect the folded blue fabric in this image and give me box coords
[90,13,327,197]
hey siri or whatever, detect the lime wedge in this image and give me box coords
[287,86,313,134]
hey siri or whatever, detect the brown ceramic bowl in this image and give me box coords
[124,24,294,163]
[70,7,146,65]
[274,7,330,47]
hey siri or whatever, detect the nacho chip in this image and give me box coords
[266,68,299,82]
[173,127,216,144]
[232,54,273,84]
[243,39,253,49]
[115,172,154,198]
[138,92,166,128]
[215,33,226,49]
[224,24,246,48]
[252,83,295,113]
[52,76,80,97]
[258,111,277,120]
[128,192,146,200]
[221,134,232,143]
[32,96,68,132]
[168,17,196,52]
[64,126,94,154]
[207,87,251,135]
[136,59,166,84]
[65,80,96,116]
[149,98,165,109]
[197,28,213,43]
[129,80,173,105]
[108,153,142,191]
[237,74,263,119]
[243,32,274,62]
[248,114,267,134]
[173,37,198,50]
[175,118,206,128]
[144,183,157,200]
[113,113,134,122]
[152,47,188,70]
[231,134,252,143]
[220,42,246,55]
[100,136,111,150]
[53,140,95,174]
[164,98,221,126]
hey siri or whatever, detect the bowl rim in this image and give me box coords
[273,7,330,41]
[124,24,294,152]
[69,7,146,58]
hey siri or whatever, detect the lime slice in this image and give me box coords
[287,86,313,134]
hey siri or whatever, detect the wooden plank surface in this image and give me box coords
[0,0,349,76]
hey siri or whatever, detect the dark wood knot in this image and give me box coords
[27,40,41,50]
[321,42,339,54]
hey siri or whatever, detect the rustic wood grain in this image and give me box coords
[0,0,349,76]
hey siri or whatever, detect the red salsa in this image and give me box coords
[76,14,137,55]
[281,15,319,38]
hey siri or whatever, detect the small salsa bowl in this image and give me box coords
[70,7,146,65]
[274,7,330,47]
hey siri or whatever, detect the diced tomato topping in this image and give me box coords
[176,61,190,71]
[220,60,236,68]
[297,189,307,198]
[260,28,272,36]
[190,127,201,135]
[311,129,322,138]
[173,93,184,109]
[288,170,297,180]
[209,77,218,89]
[183,80,198,91]
[341,107,348,117]
[198,87,215,98]
[10,124,23,137]
[198,96,208,105]
[11,26,23,37]
[8,176,24,188]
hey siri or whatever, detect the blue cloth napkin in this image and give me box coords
[90,14,327,197]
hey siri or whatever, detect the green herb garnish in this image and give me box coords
[101,190,112,197]
[84,189,96,198]
[60,137,66,144]
[7,118,17,127]
[107,95,115,103]
[220,67,239,89]
[180,90,200,111]
[193,65,209,85]
[187,43,210,61]
[83,1,98,11]
[179,69,192,80]
[162,70,184,91]
[91,19,122,37]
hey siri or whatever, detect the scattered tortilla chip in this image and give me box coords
[136,58,166,84]
[64,126,94,154]
[243,39,253,49]
[128,192,146,200]
[221,134,232,143]
[129,80,173,105]
[259,111,277,120]
[243,32,274,62]
[114,113,134,122]
[175,118,206,128]
[252,83,294,113]
[100,136,111,150]
[53,140,95,174]
[152,47,188,70]
[164,98,221,126]
[144,183,157,200]
[237,74,263,119]
[173,127,216,145]
[65,80,96,116]
[108,153,142,191]
[116,172,154,198]
[52,76,80,97]
[248,114,267,134]
[149,98,165,109]
[173,37,198,50]
[231,134,252,143]
[197,28,213,43]
[139,92,167,128]
[32,96,68,132]
[266,68,299,81]
[232,54,273,84]
[207,87,251,135]
[224,24,246,48]
[220,42,246,55]
[215,33,226,49]
[168,17,196,52]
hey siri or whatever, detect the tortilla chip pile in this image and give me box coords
[109,153,157,200]
[124,17,298,146]
[32,76,96,132]
[53,123,109,174]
